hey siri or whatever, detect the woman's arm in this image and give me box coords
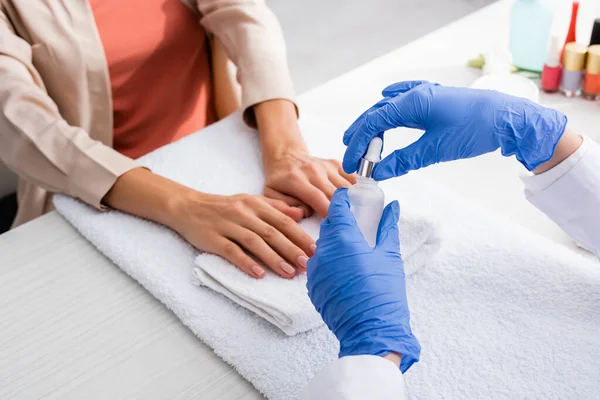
[0,7,137,208]
[210,36,241,120]
[0,7,313,278]
[103,168,315,278]
[196,0,296,127]
[197,1,357,217]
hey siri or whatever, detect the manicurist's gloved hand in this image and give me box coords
[342,81,568,179]
[306,189,420,372]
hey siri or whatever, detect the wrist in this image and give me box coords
[338,324,420,373]
[533,129,582,175]
[512,108,568,171]
[103,168,198,229]
[382,352,402,368]
[254,99,307,162]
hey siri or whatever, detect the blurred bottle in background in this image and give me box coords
[509,0,554,72]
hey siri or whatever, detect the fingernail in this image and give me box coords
[280,262,296,275]
[297,255,308,269]
[310,244,317,254]
[252,265,265,276]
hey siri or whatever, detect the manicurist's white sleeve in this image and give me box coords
[521,137,600,258]
[300,355,406,400]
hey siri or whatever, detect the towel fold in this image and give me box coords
[53,111,600,400]
[193,213,440,335]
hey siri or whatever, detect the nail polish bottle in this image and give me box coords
[561,43,588,97]
[560,1,580,63]
[541,36,563,93]
[583,45,600,100]
[590,19,600,46]
[348,137,384,247]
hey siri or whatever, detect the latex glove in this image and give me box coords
[342,81,568,180]
[306,189,420,372]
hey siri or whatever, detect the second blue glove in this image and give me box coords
[342,81,568,179]
[307,189,420,372]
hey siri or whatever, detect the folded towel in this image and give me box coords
[54,112,600,399]
[193,212,440,336]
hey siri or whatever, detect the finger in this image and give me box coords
[229,226,297,279]
[326,188,355,225]
[372,138,433,180]
[247,215,311,271]
[213,237,266,279]
[376,200,401,253]
[381,80,430,97]
[328,172,352,189]
[283,177,331,218]
[263,191,308,221]
[256,201,316,257]
[338,166,358,185]
[316,189,362,246]
[309,173,338,200]
[343,97,390,146]
[342,100,425,175]
[264,189,305,222]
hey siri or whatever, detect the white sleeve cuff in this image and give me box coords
[521,137,600,258]
[520,136,590,196]
[300,355,406,400]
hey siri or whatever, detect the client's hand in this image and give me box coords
[103,168,315,279]
[342,80,568,179]
[263,149,356,218]
[173,192,315,279]
[306,189,420,372]
[253,99,356,218]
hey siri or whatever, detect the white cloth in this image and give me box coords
[303,137,600,399]
[300,356,405,400]
[193,214,440,336]
[54,112,600,400]
[521,136,600,258]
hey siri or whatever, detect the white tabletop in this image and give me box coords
[1,1,598,399]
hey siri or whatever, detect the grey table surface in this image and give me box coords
[0,212,262,400]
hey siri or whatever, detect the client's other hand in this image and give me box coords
[253,98,356,219]
[306,189,420,372]
[264,149,356,218]
[173,192,315,279]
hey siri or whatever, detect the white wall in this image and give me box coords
[0,161,17,198]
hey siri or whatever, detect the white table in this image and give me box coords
[1,2,598,399]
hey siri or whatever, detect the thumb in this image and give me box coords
[376,200,400,252]
[326,188,354,224]
[381,80,430,97]
[343,97,390,146]
[372,137,437,180]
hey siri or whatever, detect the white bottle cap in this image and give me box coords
[364,137,383,162]
[357,137,383,177]
[546,36,562,68]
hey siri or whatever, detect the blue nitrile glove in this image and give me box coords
[342,80,568,180]
[306,189,420,373]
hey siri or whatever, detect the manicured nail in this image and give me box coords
[310,244,317,254]
[280,262,296,275]
[297,255,308,269]
[252,265,265,276]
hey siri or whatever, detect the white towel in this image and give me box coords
[193,212,440,336]
[54,112,600,399]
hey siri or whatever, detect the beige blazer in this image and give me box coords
[0,0,296,228]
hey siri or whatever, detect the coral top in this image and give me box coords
[90,0,216,159]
